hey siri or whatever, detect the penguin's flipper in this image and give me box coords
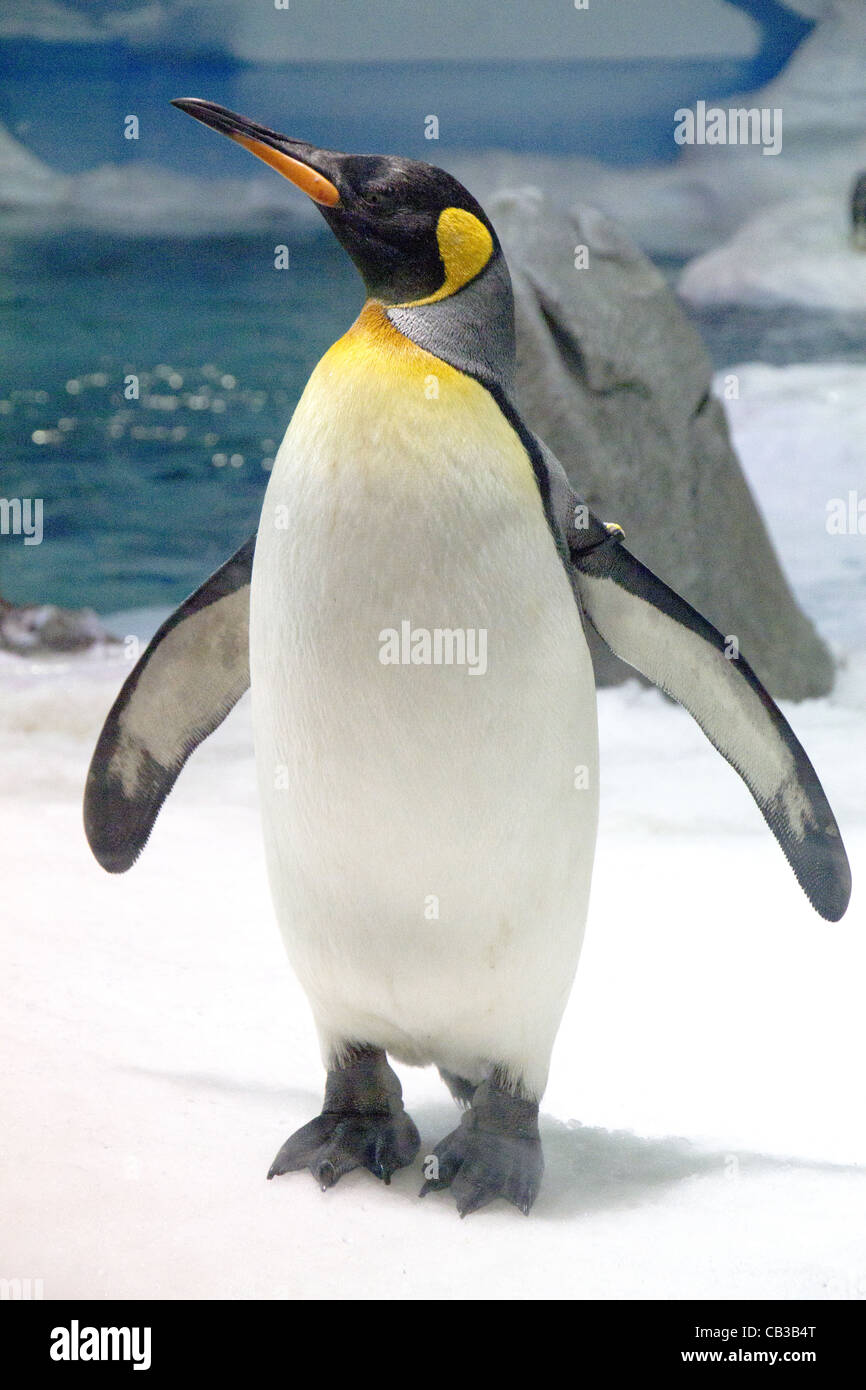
[84,535,255,873]
[570,530,851,922]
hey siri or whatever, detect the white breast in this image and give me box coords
[249,311,599,1098]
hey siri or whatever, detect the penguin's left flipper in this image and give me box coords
[84,535,255,873]
[570,529,851,922]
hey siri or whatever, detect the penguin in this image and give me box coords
[84,99,852,1217]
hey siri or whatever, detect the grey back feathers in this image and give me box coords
[84,535,255,872]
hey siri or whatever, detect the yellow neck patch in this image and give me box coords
[400,206,494,307]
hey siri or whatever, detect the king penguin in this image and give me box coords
[84,99,852,1217]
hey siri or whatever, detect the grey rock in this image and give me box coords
[491,188,834,698]
[0,594,118,655]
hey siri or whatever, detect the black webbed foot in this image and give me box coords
[268,1046,420,1189]
[420,1073,543,1216]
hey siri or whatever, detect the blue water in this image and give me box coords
[0,232,360,610]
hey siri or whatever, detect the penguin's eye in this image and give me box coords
[364,185,395,211]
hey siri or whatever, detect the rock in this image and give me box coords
[0,594,118,655]
[491,188,835,698]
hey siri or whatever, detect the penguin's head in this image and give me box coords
[172,99,499,307]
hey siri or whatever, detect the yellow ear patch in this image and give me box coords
[404,206,494,306]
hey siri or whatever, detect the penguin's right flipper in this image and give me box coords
[84,535,255,873]
[569,528,851,923]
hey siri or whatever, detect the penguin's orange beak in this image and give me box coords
[171,98,341,207]
[229,134,340,206]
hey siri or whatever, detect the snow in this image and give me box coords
[0,122,320,236]
[0,0,102,45]
[0,120,64,212]
[1,363,863,1299]
[668,7,866,316]
[783,1,831,18]
[753,0,866,136]
[678,196,866,309]
[719,362,866,648]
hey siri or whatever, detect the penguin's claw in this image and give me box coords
[268,1110,421,1190]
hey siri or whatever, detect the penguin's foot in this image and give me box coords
[268,1045,420,1189]
[419,1074,543,1217]
[268,1111,421,1188]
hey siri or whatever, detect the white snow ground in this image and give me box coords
[1,365,864,1301]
